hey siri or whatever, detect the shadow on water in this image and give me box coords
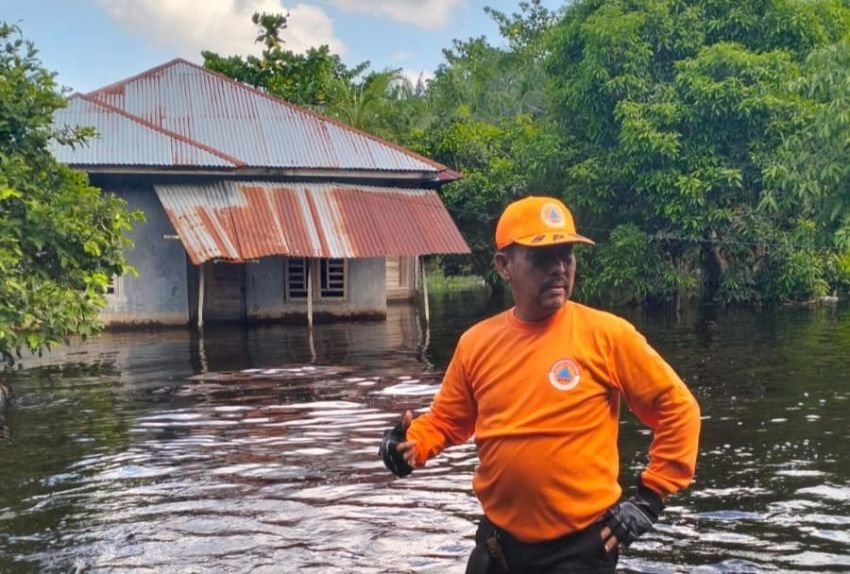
[0,294,848,573]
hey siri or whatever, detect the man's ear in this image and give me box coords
[494,251,511,281]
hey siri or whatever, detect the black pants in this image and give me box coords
[465,516,619,574]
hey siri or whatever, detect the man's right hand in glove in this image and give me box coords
[379,410,419,477]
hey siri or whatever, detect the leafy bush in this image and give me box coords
[0,23,140,366]
[576,224,693,305]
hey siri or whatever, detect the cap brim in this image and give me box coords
[514,232,595,247]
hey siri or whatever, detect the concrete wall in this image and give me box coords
[101,185,190,325]
[246,257,388,322]
[348,257,387,312]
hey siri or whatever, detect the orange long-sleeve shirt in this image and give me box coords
[407,301,701,543]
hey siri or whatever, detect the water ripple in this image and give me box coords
[2,303,850,573]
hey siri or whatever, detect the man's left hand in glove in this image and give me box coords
[601,484,665,552]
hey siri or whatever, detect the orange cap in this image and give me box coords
[495,196,595,250]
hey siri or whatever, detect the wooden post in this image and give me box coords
[197,264,205,330]
[420,256,430,325]
[308,326,317,364]
[306,259,314,330]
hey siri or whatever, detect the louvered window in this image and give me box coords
[320,259,346,299]
[285,258,346,300]
[286,257,308,299]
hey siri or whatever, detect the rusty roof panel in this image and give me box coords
[89,59,447,173]
[50,95,238,168]
[154,182,470,264]
[155,183,241,263]
[230,185,291,259]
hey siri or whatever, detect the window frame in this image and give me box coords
[285,257,309,300]
[285,257,348,301]
[317,258,347,300]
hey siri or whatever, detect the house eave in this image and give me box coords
[70,165,455,182]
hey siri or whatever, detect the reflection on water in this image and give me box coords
[0,295,848,573]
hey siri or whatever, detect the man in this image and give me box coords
[380,196,701,573]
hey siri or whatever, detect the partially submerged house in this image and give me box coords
[51,59,470,327]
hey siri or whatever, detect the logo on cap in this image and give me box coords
[548,358,581,391]
[541,203,566,229]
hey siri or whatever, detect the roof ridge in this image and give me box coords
[89,58,454,176]
[85,57,189,97]
[71,93,246,168]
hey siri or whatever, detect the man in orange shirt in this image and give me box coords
[380,196,701,573]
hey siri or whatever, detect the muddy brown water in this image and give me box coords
[0,292,848,573]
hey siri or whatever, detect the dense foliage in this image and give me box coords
[406,2,567,287]
[0,23,139,366]
[206,1,850,305]
[429,0,850,304]
[546,0,850,304]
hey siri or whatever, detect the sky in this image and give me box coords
[4,0,563,94]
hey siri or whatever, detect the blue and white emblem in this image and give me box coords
[540,203,567,229]
[548,358,581,391]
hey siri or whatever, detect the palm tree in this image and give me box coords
[328,69,418,140]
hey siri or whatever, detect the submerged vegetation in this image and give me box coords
[425,270,485,294]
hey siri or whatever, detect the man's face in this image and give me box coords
[494,243,576,322]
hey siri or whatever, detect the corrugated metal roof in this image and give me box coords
[154,182,471,264]
[83,59,450,175]
[50,95,241,168]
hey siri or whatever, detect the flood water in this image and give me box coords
[1,291,848,573]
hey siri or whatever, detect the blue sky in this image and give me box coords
[5,0,563,93]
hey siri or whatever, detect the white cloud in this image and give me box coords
[329,0,466,29]
[400,68,433,86]
[95,0,345,60]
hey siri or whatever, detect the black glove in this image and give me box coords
[378,422,414,477]
[602,485,664,548]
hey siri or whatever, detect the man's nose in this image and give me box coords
[547,257,567,273]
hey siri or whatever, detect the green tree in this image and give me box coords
[764,41,850,250]
[427,1,557,124]
[202,12,368,109]
[414,110,567,289]
[0,23,138,366]
[575,223,696,306]
[759,41,850,297]
[410,2,568,289]
[547,0,850,303]
[327,69,412,139]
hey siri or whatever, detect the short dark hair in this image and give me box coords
[494,244,519,267]
[498,243,518,257]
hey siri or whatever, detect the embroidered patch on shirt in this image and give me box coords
[548,358,582,391]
